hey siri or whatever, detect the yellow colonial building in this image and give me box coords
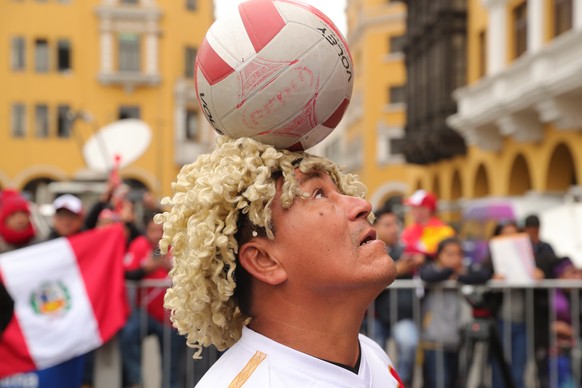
[313,0,416,211]
[442,0,581,202]
[0,0,215,200]
[3,0,579,218]
[315,0,580,229]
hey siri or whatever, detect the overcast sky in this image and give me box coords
[213,0,348,36]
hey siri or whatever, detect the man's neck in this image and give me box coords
[317,342,362,374]
[248,295,365,367]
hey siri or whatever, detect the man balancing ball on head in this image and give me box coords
[156,136,403,387]
[159,0,402,384]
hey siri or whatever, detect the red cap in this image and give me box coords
[0,190,30,220]
[405,190,437,213]
[0,190,35,245]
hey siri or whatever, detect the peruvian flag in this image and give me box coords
[0,224,128,378]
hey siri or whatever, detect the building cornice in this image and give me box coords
[95,5,163,22]
[348,8,405,45]
[480,0,508,9]
[448,29,582,150]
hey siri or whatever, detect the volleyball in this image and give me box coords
[195,0,353,151]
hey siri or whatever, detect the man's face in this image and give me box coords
[5,211,30,232]
[375,213,399,247]
[266,171,396,296]
[500,224,519,235]
[410,205,431,224]
[438,242,463,272]
[145,220,164,246]
[53,209,83,237]
[524,226,540,243]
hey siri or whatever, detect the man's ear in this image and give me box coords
[238,240,287,286]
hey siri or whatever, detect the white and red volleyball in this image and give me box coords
[195,0,353,151]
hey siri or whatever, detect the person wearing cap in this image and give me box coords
[401,190,455,259]
[0,189,34,342]
[397,190,454,385]
[0,189,37,362]
[38,194,93,385]
[48,194,85,240]
[0,189,37,253]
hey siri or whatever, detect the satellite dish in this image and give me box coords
[82,119,152,173]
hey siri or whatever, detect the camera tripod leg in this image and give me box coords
[489,323,515,388]
[476,340,489,388]
[458,331,476,387]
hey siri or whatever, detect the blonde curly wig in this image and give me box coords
[156,136,367,357]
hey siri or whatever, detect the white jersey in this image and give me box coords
[196,327,403,388]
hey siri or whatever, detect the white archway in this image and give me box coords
[369,181,409,210]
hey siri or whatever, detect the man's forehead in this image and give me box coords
[295,169,331,185]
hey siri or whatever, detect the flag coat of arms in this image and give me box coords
[0,224,128,378]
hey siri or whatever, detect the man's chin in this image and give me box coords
[383,255,397,285]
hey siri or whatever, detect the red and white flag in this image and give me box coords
[0,224,128,378]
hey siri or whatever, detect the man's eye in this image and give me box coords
[314,188,325,199]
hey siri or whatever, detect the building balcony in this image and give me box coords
[95,2,162,90]
[448,29,582,151]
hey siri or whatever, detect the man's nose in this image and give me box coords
[345,194,372,221]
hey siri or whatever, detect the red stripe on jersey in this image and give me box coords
[322,98,350,128]
[239,0,286,53]
[389,364,405,387]
[197,37,235,85]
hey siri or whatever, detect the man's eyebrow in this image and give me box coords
[297,171,324,186]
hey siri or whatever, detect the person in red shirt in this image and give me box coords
[119,217,186,388]
[401,190,455,259]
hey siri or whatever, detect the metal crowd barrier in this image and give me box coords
[91,279,581,388]
[366,279,582,388]
[91,280,220,388]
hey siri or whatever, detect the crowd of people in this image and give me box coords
[0,180,190,388]
[1,173,581,387]
[366,190,582,388]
